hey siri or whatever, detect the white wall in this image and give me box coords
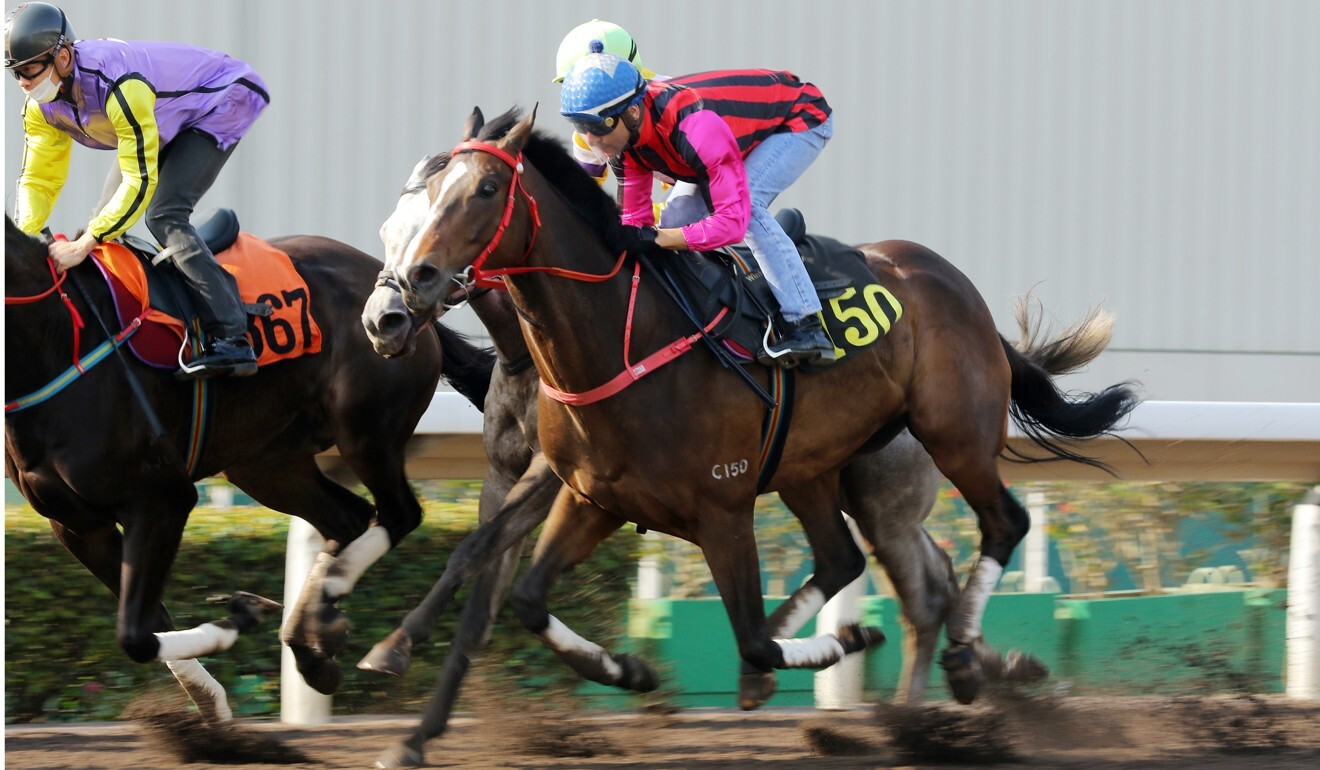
[6,1,1317,401]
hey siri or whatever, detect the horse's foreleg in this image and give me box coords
[737,475,880,710]
[359,454,559,677]
[507,489,652,690]
[702,503,884,684]
[375,535,526,770]
[47,519,237,722]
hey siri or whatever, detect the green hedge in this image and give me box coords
[4,492,642,723]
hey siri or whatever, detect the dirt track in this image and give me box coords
[6,694,1320,769]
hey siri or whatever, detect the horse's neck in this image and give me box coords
[503,212,677,396]
[468,290,529,361]
[5,261,100,398]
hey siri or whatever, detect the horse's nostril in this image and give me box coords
[409,265,439,287]
[379,312,408,332]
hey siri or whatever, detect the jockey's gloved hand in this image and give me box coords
[618,225,666,257]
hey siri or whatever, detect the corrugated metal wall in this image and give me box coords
[6,1,1317,401]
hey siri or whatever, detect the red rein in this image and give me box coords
[6,238,88,373]
[448,140,720,405]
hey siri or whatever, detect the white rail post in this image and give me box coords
[281,516,332,724]
[1024,487,1049,592]
[814,515,867,710]
[1286,486,1320,700]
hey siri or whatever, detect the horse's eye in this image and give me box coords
[478,180,499,199]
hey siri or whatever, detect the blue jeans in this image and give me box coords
[743,115,833,321]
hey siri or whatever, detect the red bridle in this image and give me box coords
[442,140,722,406]
[447,140,628,286]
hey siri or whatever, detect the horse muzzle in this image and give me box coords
[362,285,424,359]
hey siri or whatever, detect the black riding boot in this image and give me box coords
[176,335,258,380]
[760,315,837,368]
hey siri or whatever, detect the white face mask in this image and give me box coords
[26,70,61,103]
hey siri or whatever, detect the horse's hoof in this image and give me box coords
[941,644,984,705]
[311,605,351,659]
[617,653,658,693]
[374,742,424,768]
[838,624,886,654]
[737,670,777,711]
[358,629,413,677]
[227,592,282,629]
[292,646,343,695]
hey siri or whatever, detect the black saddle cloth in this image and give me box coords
[655,209,898,369]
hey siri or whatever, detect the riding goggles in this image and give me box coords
[8,56,53,81]
[571,114,619,137]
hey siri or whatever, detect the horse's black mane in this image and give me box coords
[474,107,627,254]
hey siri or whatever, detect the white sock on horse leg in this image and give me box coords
[949,556,1004,643]
[155,623,239,661]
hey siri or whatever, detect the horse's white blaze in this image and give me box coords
[155,623,239,661]
[541,615,623,680]
[381,191,428,266]
[382,190,429,267]
[400,161,464,270]
[323,526,391,598]
[435,158,470,203]
[949,556,1004,643]
[777,635,846,668]
[166,658,232,721]
[776,584,826,637]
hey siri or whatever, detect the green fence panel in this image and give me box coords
[1056,588,1285,694]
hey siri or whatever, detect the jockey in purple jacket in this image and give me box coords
[6,2,270,377]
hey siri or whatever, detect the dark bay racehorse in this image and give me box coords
[358,149,951,767]
[390,107,1138,712]
[4,217,493,721]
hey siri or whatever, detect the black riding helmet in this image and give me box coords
[4,2,75,70]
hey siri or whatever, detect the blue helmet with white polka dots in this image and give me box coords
[558,39,647,135]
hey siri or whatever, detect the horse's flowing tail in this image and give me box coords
[435,325,496,412]
[999,295,1141,472]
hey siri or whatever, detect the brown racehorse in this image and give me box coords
[359,136,1098,765]
[4,217,493,721]
[388,107,1139,710]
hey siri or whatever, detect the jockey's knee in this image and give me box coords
[119,629,161,664]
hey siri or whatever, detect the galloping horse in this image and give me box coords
[362,142,1018,766]
[4,217,493,721]
[391,107,1139,709]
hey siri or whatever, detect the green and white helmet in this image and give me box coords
[552,18,652,83]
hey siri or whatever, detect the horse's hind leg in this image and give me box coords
[226,453,375,694]
[840,432,956,704]
[49,518,233,722]
[907,386,1031,704]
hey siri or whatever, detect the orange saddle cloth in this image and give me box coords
[91,233,323,369]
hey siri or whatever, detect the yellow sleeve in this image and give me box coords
[14,100,72,235]
[88,77,159,241]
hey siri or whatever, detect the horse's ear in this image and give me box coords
[462,107,485,141]
[501,104,537,154]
